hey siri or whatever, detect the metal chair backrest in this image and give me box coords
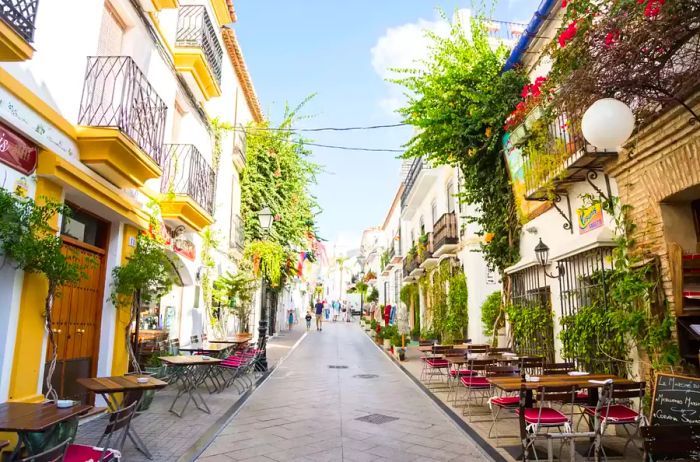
[519,356,544,375]
[467,358,496,374]
[542,362,575,375]
[99,400,139,454]
[486,365,520,378]
[190,335,199,344]
[535,385,578,424]
[490,347,514,354]
[168,338,180,355]
[157,340,168,353]
[19,439,70,462]
[418,340,433,346]
[465,344,490,354]
[432,345,453,355]
[612,381,645,412]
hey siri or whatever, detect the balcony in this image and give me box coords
[0,0,37,61]
[520,110,616,201]
[401,156,439,219]
[484,20,526,48]
[229,213,244,252]
[77,56,167,189]
[151,0,178,10]
[160,144,215,232]
[402,251,421,282]
[418,233,438,270]
[174,5,223,101]
[433,212,459,257]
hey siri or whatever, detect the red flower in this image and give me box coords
[534,76,547,86]
[558,21,577,48]
[521,84,531,98]
[562,0,567,7]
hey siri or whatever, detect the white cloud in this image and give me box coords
[370,9,472,116]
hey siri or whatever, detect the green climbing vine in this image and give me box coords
[418,260,468,343]
[505,303,555,360]
[200,227,219,334]
[481,290,505,341]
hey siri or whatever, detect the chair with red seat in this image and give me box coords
[517,385,578,460]
[65,400,138,462]
[459,358,496,421]
[420,345,453,386]
[582,381,646,457]
[486,365,520,444]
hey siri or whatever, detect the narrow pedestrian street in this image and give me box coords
[197,322,491,462]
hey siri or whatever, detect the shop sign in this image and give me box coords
[577,202,604,234]
[173,237,196,261]
[0,122,37,175]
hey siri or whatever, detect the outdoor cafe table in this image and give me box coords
[487,374,632,458]
[159,355,222,417]
[0,401,91,458]
[77,375,167,459]
[179,341,235,356]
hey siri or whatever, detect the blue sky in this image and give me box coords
[234,1,541,250]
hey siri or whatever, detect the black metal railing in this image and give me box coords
[523,109,587,194]
[161,144,215,216]
[509,266,555,362]
[78,56,167,166]
[401,157,427,208]
[230,213,244,251]
[557,246,624,374]
[0,0,38,43]
[433,212,459,252]
[176,5,223,86]
[417,232,434,265]
[403,251,420,278]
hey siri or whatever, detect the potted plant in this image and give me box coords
[212,262,256,335]
[410,325,421,342]
[369,319,377,338]
[0,188,92,401]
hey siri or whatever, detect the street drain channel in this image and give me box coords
[328,365,348,369]
[355,413,399,425]
[353,374,379,379]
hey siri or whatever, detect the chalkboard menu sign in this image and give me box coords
[652,373,700,425]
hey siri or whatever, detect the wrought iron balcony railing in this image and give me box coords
[484,20,526,43]
[401,156,427,209]
[176,5,223,86]
[433,212,459,252]
[161,144,215,216]
[78,56,167,166]
[230,213,244,251]
[0,0,39,42]
[403,252,420,278]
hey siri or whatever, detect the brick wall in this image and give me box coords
[605,92,700,312]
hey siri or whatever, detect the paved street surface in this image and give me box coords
[74,327,305,462]
[197,322,492,462]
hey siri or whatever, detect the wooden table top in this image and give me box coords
[207,337,251,344]
[0,440,9,449]
[488,374,632,392]
[159,355,223,366]
[77,375,168,393]
[179,342,233,352]
[0,402,92,432]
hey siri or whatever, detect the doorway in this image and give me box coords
[44,206,109,403]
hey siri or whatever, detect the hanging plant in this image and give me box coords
[0,188,93,400]
[244,240,285,287]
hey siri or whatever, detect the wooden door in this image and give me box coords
[44,239,106,402]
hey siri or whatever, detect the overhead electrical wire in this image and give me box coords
[301,142,404,153]
[235,123,409,133]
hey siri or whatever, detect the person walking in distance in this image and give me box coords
[305,310,312,331]
[314,300,324,331]
[288,310,294,331]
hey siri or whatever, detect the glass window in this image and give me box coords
[431,200,438,225]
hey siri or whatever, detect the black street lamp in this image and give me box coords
[256,206,274,371]
[534,238,564,279]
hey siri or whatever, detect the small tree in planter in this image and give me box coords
[213,261,257,334]
[110,233,173,373]
[0,188,91,401]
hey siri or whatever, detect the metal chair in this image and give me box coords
[65,400,138,461]
[167,338,180,355]
[200,332,207,342]
[420,345,453,385]
[460,358,496,421]
[519,356,544,376]
[542,362,576,375]
[19,439,70,462]
[189,335,199,345]
[486,365,521,445]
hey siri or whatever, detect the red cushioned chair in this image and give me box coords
[65,400,138,462]
[582,381,646,457]
[486,365,521,445]
[516,385,578,460]
[18,438,70,462]
[459,358,496,421]
[420,345,453,386]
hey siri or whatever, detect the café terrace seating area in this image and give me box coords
[398,341,651,462]
[0,333,261,462]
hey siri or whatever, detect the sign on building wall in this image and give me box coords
[577,202,604,234]
[0,121,37,175]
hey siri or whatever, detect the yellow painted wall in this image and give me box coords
[8,177,63,403]
[111,224,140,376]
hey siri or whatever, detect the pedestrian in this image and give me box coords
[315,299,324,331]
[332,300,340,322]
[341,302,349,322]
[384,304,391,327]
[288,310,294,331]
[324,300,330,321]
[305,310,312,331]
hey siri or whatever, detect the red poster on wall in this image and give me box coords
[0,122,38,175]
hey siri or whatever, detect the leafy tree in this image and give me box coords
[110,232,173,373]
[392,15,527,272]
[366,286,379,304]
[0,188,91,400]
[481,290,505,340]
[213,261,257,333]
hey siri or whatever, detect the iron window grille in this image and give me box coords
[78,56,167,167]
[557,246,624,374]
[230,213,244,251]
[433,212,459,252]
[509,266,555,361]
[161,144,215,216]
[176,5,223,87]
[0,0,38,43]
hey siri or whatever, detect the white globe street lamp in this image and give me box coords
[581,98,635,151]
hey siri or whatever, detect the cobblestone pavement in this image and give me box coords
[197,321,493,462]
[74,327,306,462]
